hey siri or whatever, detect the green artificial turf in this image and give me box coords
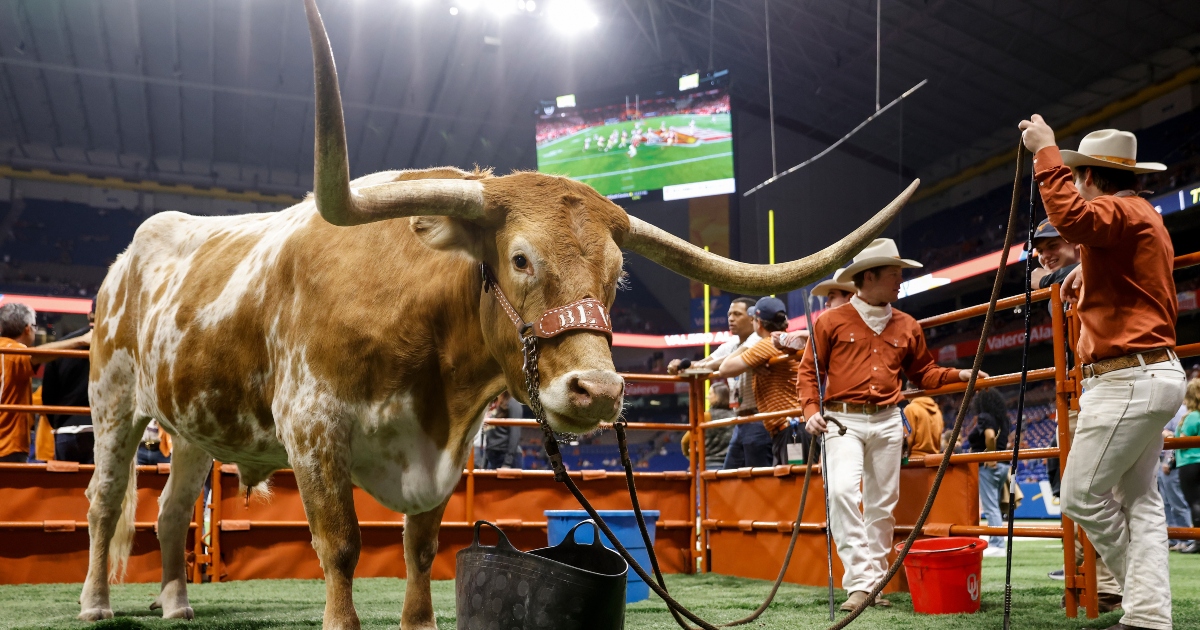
[535,114,733,196]
[3,541,1197,629]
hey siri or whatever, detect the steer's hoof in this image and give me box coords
[163,606,195,620]
[78,608,114,621]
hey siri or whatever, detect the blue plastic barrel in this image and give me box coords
[545,510,659,603]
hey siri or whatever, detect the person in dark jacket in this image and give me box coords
[40,302,95,463]
[968,389,1010,557]
[483,391,524,469]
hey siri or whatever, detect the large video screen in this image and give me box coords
[535,75,734,202]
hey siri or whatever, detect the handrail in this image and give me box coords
[0,347,89,358]
[1173,250,1200,269]
[918,287,1052,329]
[483,418,689,432]
[697,368,1056,431]
[0,404,90,415]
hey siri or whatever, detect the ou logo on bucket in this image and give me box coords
[966,573,980,601]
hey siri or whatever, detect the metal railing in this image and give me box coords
[2,248,1199,616]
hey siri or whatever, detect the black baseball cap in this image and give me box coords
[1032,219,1061,248]
[754,297,787,322]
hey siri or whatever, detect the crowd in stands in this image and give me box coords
[536,91,730,147]
[4,199,140,269]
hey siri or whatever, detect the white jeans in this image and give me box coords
[823,407,904,593]
[1062,359,1185,630]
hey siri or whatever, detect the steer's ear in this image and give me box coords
[410,216,484,259]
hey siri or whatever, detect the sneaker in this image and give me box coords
[1180,541,1200,554]
[983,546,1008,558]
[1048,568,1065,581]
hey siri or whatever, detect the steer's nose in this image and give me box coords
[566,370,625,419]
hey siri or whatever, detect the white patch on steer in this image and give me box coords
[90,348,138,423]
[192,210,313,329]
[349,391,474,515]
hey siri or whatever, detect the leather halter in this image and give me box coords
[480,263,613,342]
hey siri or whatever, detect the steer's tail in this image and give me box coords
[108,458,138,582]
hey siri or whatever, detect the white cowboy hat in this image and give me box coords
[813,268,856,298]
[838,238,922,279]
[1059,129,1165,174]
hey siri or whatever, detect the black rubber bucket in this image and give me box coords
[456,520,628,630]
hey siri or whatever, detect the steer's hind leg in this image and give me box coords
[79,402,145,621]
[286,424,361,630]
[400,497,450,630]
[150,437,211,619]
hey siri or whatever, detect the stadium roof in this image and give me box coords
[0,0,1198,201]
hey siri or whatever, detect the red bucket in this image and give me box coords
[894,538,987,614]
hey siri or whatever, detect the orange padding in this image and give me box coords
[0,465,185,584]
[0,465,694,584]
[215,468,693,581]
[703,464,979,594]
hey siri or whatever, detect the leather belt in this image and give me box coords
[1082,348,1175,378]
[824,400,895,415]
[142,440,160,450]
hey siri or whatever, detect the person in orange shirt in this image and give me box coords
[717,297,805,466]
[902,396,943,459]
[0,303,92,462]
[1020,117,1182,630]
[797,239,981,611]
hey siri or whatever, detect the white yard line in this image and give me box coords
[545,152,733,181]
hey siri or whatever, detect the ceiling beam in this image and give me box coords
[0,163,301,205]
[0,56,524,130]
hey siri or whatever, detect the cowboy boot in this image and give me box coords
[839,591,870,613]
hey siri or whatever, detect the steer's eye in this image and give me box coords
[513,254,529,270]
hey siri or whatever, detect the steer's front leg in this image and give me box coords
[401,497,450,630]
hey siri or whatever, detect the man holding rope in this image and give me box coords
[797,238,982,611]
[1020,117,1183,630]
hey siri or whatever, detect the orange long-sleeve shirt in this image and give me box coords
[797,304,960,419]
[0,337,34,459]
[1034,146,1176,365]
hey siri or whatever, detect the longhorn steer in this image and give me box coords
[77,1,918,627]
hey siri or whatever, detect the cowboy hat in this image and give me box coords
[1060,129,1165,174]
[838,238,922,279]
[813,268,857,297]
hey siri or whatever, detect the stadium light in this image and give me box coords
[483,0,517,15]
[546,0,598,32]
[449,6,459,14]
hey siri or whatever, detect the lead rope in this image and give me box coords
[800,286,847,621]
[512,140,1027,630]
[615,412,822,629]
[1002,158,1038,630]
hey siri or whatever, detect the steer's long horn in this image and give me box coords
[304,0,485,227]
[621,179,919,295]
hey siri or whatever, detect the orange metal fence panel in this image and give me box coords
[702,463,978,592]
[0,463,201,584]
